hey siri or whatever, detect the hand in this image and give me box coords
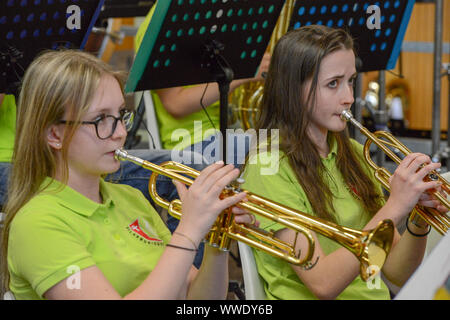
[172,162,248,244]
[252,53,271,81]
[387,153,442,217]
[417,186,448,213]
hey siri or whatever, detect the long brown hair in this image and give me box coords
[0,50,126,294]
[256,25,383,223]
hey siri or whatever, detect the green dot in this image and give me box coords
[200,0,206,3]
[205,11,212,19]
[262,20,269,29]
[227,9,233,17]
[221,24,227,32]
[242,23,248,31]
[268,5,275,13]
[177,29,184,36]
[232,24,237,32]
[188,27,195,35]
[248,8,254,15]
[251,50,257,58]
[194,12,201,20]
[165,30,172,38]
[212,0,217,3]
[252,22,258,30]
[153,60,160,68]
[164,59,171,67]
[240,51,247,59]
[210,25,217,34]
[171,44,177,51]
[189,0,195,4]
[237,9,243,16]
[183,13,189,21]
[199,26,206,34]
[258,7,264,14]
[246,36,252,44]
[159,44,166,52]
[257,35,263,43]
[178,0,183,5]
[171,14,178,22]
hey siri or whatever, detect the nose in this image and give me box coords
[111,118,128,140]
[341,83,355,106]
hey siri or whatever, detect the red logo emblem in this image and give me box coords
[128,219,162,242]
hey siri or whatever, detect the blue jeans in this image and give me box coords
[185,132,252,169]
[105,149,207,268]
[0,162,11,211]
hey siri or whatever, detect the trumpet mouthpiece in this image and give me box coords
[340,109,353,121]
[114,149,128,161]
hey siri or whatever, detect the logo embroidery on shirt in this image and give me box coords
[127,218,163,244]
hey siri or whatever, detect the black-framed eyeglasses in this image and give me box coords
[59,109,135,140]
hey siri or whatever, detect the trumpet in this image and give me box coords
[341,109,450,235]
[115,149,394,281]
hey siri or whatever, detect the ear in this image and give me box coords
[47,124,64,150]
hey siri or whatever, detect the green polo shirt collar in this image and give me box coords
[323,134,338,161]
[40,177,114,217]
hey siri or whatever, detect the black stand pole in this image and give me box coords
[202,39,234,161]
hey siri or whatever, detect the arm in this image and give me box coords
[45,162,253,300]
[156,53,271,118]
[274,153,443,299]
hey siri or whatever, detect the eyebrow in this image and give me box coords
[90,102,126,114]
[325,72,358,81]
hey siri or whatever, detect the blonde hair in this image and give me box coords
[0,50,126,293]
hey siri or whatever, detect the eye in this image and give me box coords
[349,77,356,86]
[93,114,107,123]
[328,80,338,88]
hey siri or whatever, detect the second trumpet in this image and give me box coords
[115,149,394,281]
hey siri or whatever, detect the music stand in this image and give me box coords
[0,0,104,96]
[289,0,415,72]
[125,0,285,162]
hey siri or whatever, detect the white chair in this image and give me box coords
[237,242,266,300]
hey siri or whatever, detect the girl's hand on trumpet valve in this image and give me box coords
[172,161,257,245]
[388,153,443,218]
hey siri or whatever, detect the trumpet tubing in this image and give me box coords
[341,110,450,235]
[115,149,394,281]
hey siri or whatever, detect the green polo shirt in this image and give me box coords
[135,4,220,150]
[8,178,171,300]
[242,137,390,300]
[0,94,16,162]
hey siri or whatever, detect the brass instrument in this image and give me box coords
[115,149,394,281]
[229,0,296,130]
[341,109,450,235]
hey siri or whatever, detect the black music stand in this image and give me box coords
[126,0,285,162]
[0,0,104,96]
[289,0,415,72]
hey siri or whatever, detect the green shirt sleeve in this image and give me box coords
[9,208,96,299]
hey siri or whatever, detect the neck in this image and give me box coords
[307,126,329,158]
[54,166,102,204]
